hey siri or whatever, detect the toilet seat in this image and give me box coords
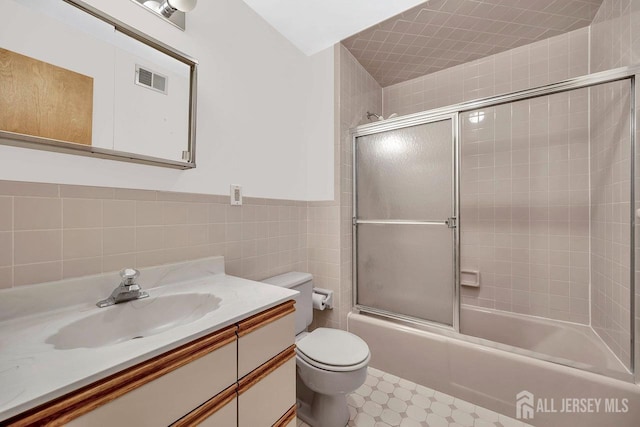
[296,328,370,372]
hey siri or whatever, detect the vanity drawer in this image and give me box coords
[238,345,296,427]
[68,336,237,427]
[7,325,238,427]
[237,300,295,378]
[171,384,238,427]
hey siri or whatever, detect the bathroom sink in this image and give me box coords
[47,293,221,349]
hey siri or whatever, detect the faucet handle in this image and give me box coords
[120,268,140,285]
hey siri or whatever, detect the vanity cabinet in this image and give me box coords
[237,301,296,427]
[5,300,296,427]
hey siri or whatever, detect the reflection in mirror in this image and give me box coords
[130,0,198,31]
[0,0,197,168]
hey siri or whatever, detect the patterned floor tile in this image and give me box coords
[297,367,532,427]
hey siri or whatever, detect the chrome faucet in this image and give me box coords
[96,268,149,308]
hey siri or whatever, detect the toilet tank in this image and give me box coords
[261,272,313,335]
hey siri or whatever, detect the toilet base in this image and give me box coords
[297,393,349,427]
[296,374,350,427]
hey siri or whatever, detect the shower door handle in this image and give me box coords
[354,219,449,226]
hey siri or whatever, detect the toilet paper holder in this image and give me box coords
[313,287,334,310]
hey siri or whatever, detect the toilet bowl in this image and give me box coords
[296,328,370,427]
[262,273,370,427]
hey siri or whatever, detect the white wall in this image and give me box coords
[305,47,336,200]
[0,0,335,201]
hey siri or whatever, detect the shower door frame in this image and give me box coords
[352,113,461,331]
[352,64,638,377]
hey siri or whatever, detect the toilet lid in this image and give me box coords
[296,328,369,367]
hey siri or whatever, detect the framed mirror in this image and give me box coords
[0,0,198,169]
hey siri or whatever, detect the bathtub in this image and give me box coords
[348,306,640,427]
[460,305,630,380]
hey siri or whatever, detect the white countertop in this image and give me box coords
[0,257,298,422]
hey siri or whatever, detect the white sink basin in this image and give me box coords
[47,293,221,349]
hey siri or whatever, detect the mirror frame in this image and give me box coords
[0,0,198,169]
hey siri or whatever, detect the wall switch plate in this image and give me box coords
[230,185,242,206]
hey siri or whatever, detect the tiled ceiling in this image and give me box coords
[342,0,603,87]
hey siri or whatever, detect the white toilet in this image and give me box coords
[262,272,370,427]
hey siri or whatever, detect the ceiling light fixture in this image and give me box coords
[134,0,196,30]
[143,0,197,18]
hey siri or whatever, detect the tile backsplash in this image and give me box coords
[0,180,307,288]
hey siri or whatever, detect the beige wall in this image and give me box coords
[0,180,307,289]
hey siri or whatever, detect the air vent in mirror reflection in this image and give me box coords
[135,64,168,95]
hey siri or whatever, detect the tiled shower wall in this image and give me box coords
[310,45,382,331]
[0,180,307,288]
[589,80,632,368]
[589,0,640,370]
[383,27,591,316]
[460,90,591,324]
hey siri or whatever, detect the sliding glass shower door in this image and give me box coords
[354,116,458,327]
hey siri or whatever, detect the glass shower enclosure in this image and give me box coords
[352,67,637,381]
[354,115,459,328]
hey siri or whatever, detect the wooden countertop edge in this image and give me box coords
[237,300,295,337]
[238,344,296,395]
[170,383,238,427]
[273,404,297,427]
